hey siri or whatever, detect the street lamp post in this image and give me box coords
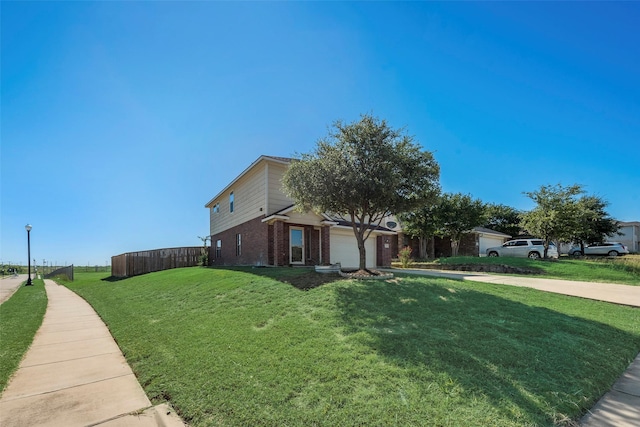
[25,224,32,286]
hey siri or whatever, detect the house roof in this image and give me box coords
[472,226,512,238]
[204,155,292,208]
[262,204,396,234]
[330,219,397,235]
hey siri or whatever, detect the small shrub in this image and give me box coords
[398,246,413,268]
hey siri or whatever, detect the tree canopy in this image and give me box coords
[521,184,583,257]
[398,197,441,259]
[282,114,440,270]
[569,195,620,252]
[436,193,487,257]
[520,183,618,258]
[483,203,523,238]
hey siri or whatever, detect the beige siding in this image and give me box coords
[267,162,293,214]
[210,164,267,235]
[287,210,324,226]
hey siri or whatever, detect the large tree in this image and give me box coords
[483,203,523,237]
[570,195,620,253]
[520,183,583,258]
[282,114,440,270]
[397,195,441,259]
[436,193,487,257]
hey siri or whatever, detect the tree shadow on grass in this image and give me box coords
[335,277,640,426]
[212,266,345,290]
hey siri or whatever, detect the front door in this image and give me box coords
[290,227,304,264]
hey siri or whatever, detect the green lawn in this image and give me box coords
[399,255,640,286]
[60,267,639,427]
[0,278,47,393]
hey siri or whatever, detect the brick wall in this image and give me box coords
[376,235,393,267]
[210,216,270,266]
[434,234,479,257]
[321,226,331,265]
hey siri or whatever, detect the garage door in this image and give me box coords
[479,236,504,256]
[330,230,376,269]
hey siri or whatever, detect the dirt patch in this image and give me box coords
[276,271,345,290]
[339,269,394,280]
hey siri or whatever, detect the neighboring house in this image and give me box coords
[205,155,396,269]
[397,226,511,258]
[609,221,640,253]
[433,227,512,258]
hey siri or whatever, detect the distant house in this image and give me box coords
[433,227,512,258]
[205,155,395,269]
[397,226,511,258]
[609,221,640,253]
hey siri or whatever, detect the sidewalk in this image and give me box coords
[385,268,640,426]
[0,274,27,304]
[0,279,185,427]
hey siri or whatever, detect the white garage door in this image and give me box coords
[330,230,376,269]
[479,236,505,256]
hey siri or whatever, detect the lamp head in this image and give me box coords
[25,224,32,232]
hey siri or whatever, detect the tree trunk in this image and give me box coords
[429,236,435,259]
[418,237,427,259]
[358,239,367,270]
[451,240,460,257]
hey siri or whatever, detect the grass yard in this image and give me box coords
[398,255,640,286]
[0,278,47,392]
[59,267,640,426]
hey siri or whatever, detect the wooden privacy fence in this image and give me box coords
[111,247,203,278]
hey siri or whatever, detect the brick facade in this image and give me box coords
[210,217,327,267]
[210,216,270,266]
[376,235,394,267]
[434,234,479,257]
[321,226,331,265]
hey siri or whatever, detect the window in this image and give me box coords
[236,234,242,256]
[229,192,234,213]
[215,240,222,258]
[213,203,220,213]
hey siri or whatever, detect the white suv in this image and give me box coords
[568,242,629,257]
[486,239,558,259]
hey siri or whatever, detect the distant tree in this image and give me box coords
[569,195,620,253]
[398,193,441,259]
[520,184,583,258]
[283,114,440,270]
[198,235,211,266]
[436,193,487,257]
[483,203,523,237]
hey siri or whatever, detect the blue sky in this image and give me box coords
[2,1,639,267]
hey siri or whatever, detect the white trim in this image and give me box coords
[261,215,289,223]
[331,224,396,235]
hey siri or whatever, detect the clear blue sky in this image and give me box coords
[2,2,639,267]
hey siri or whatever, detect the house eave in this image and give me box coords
[262,214,290,224]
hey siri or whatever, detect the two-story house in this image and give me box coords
[205,155,396,269]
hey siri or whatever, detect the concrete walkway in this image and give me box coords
[383,268,640,306]
[0,274,27,304]
[385,268,640,426]
[0,279,185,427]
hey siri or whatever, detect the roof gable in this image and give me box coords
[205,155,291,208]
